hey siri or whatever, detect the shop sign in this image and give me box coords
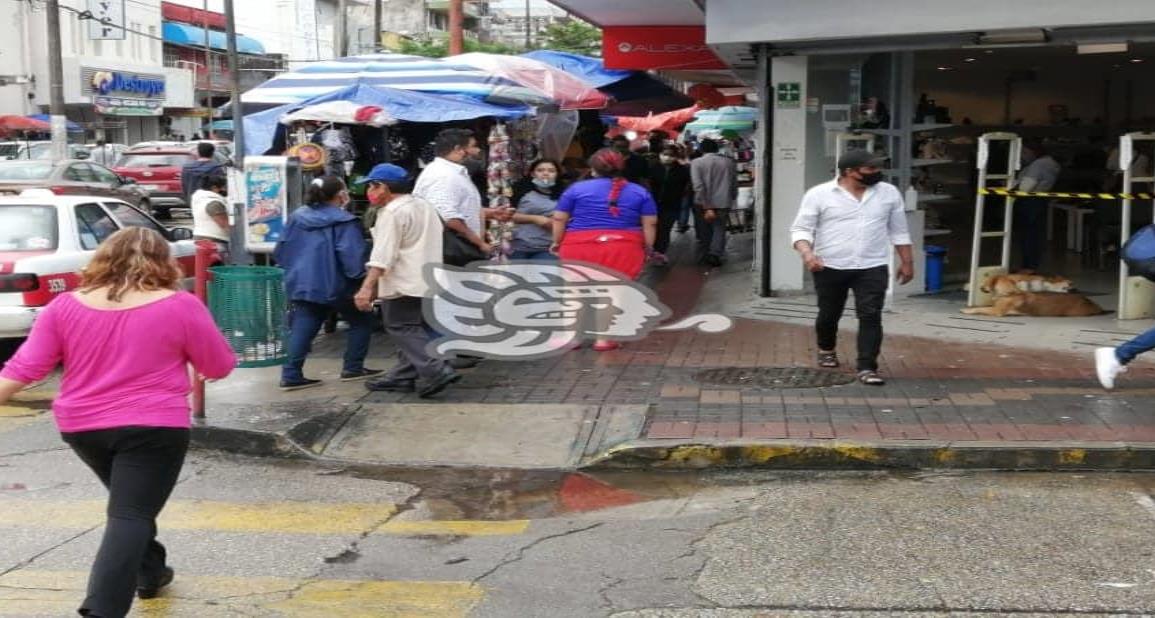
[602,26,725,71]
[86,0,126,40]
[776,82,801,109]
[83,67,166,117]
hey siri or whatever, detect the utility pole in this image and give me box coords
[373,0,382,53]
[203,0,214,138]
[46,0,67,161]
[224,0,251,265]
[448,0,464,56]
[336,0,348,57]
[524,0,531,50]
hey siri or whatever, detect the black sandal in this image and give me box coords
[857,370,885,386]
[817,351,839,368]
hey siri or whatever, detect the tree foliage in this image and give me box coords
[538,19,602,56]
[400,37,521,58]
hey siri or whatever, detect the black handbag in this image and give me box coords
[442,225,487,267]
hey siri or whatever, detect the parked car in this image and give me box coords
[113,145,230,218]
[0,193,195,339]
[0,160,151,212]
[0,141,91,160]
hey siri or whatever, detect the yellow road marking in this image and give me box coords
[0,570,484,617]
[0,499,529,537]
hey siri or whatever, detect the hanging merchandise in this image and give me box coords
[486,123,515,259]
[318,125,357,178]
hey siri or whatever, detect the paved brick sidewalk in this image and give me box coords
[342,254,1155,447]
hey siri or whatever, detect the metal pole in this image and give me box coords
[336,0,348,57]
[46,0,67,161]
[755,45,772,296]
[449,0,464,55]
[524,0,531,49]
[203,0,214,139]
[373,0,382,52]
[224,0,251,266]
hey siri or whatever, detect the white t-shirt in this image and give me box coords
[191,189,230,242]
[413,157,483,235]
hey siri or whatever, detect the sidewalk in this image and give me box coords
[198,232,1155,470]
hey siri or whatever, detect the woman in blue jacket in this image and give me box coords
[274,175,381,390]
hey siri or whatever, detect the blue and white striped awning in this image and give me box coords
[241,53,553,108]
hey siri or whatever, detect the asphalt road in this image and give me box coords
[4,394,1155,618]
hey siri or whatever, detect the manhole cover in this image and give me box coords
[694,367,855,389]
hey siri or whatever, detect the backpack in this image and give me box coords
[1122,224,1155,282]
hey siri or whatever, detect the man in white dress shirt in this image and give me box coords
[789,150,914,385]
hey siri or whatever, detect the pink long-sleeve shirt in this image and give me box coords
[1,291,236,433]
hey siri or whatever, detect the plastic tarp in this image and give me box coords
[25,114,84,132]
[521,50,694,115]
[240,53,552,108]
[450,52,609,110]
[242,83,533,156]
[683,106,758,133]
[608,105,700,134]
[280,101,396,128]
[521,50,633,88]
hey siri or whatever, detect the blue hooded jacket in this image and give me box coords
[274,204,366,305]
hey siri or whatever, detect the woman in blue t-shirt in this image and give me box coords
[510,159,565,260]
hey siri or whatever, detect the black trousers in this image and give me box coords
[653,206,679,254]
[812,265,889,372]
[62,426,189,618]
[1014,196,1047,271]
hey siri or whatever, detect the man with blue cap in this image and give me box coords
[353,163,460,398]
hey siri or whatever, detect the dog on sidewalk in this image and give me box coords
[981,273,1074,294]
[961,274,1102,317]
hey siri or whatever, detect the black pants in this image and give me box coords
[383,296,448,382]
[812,265,888,372]
[1014,196,1047,271]
[654,206,680,254]
[62,426,189,618]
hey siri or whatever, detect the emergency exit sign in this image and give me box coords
[776,82,801,108]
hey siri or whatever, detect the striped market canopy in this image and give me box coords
[241,53,553,108]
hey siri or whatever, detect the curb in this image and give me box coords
[585,439,1155,471]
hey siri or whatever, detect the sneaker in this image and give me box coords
[137,566,174,600]
[280,378,322,391]
[365,376,416,392]
[340,368,385,382]
[1095,347,1126,390]
[418,369,461,398]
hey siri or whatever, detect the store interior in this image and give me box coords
[868,42,1155,306]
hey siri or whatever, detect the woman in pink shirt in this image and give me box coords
[0,227,236,618]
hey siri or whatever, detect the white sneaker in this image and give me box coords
[1095,347,1126,390]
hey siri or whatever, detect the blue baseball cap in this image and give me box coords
[354,163,409,185]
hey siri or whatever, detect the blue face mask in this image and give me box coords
[532,178,555,189]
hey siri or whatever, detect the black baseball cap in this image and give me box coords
[837,150,888,170]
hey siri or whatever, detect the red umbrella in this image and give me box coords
[0,115,51,132]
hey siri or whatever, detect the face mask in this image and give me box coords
[532,178,555,189]
[659,155,674,164]
[858,171,884,186]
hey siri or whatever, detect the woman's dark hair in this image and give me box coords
[201,173,227,190]
[434,128,475,157]
[305,175,346,205]
[382,178,414,195]
[587,148,628,217]
[512,158,565,206]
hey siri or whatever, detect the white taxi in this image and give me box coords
[0,192,196,339]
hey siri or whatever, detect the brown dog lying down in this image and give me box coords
[982,273,1074,294]
[961,291,1104,317]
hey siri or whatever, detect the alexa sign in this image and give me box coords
[603,26,724,71]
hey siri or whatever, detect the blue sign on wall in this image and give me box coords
[90,70,166,98]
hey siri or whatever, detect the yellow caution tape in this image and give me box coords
[978,188,1155,200]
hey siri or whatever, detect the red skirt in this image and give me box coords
[558,229,646,280]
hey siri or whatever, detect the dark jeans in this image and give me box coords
[62,426,189,618]
[1117,326,1155,365]
[677,195,693,229]
[282,298,374,381]
[1014,196,1047,271]
[382,295,448,382]
[696,208,730,259]
[813,265,889,372]
[509,249,557,261]
[654,206,680,254]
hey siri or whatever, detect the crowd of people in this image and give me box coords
[274,127,743,394]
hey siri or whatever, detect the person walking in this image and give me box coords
[180,142,225,208]
[1014,141,1061,272]
[610,135,651,188]
[353,164,460,397]
[690,139,737,267]
[510,158,565,260]
[0,228,236,617]
[789,150,914,386]
[648,144,692,264]
[190,174,231,264]
[551,148,658,352]
[274,175,381,390]
[1096,333,1155,390]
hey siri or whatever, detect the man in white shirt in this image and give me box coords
[354,163,460,398]
[413,128,510,257]
[190,174,231,264]
[789,150,914,385]
[1014,141,1061,272]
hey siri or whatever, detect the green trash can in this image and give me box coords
[208,266,288,368]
